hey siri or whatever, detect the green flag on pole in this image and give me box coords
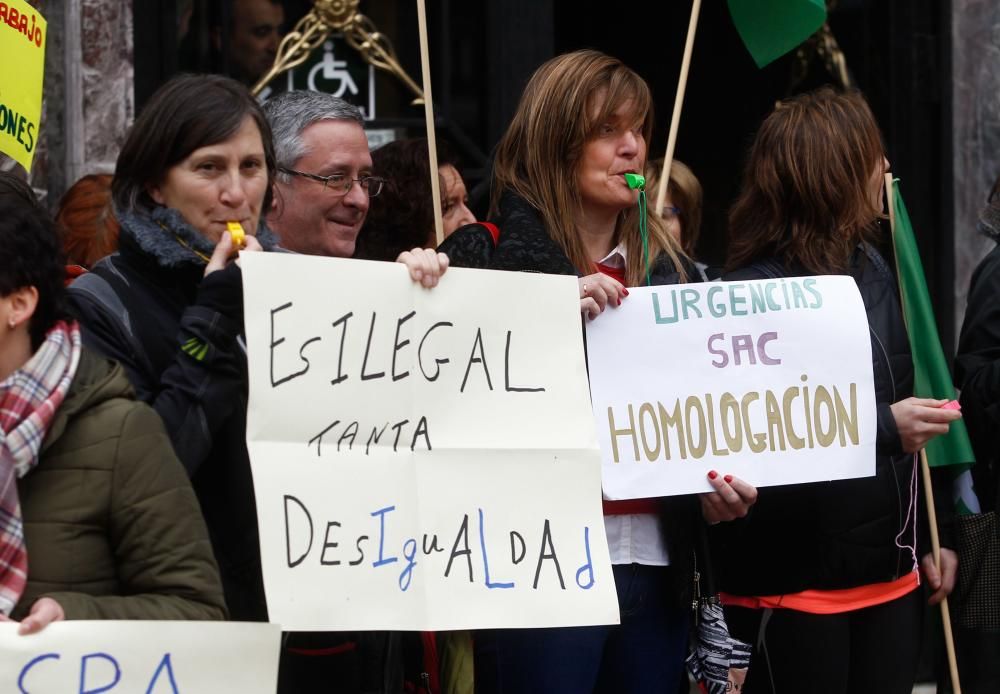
[728,0,827,68]
[889,180,979,513]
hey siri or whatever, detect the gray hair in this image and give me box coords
[263,91,364,182]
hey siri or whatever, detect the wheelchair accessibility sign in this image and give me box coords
[267,36,376,120]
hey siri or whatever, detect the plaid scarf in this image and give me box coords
[0,320,81,615]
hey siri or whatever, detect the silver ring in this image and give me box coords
[582,284,589,295]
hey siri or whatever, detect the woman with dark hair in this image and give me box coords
[717,87,961,694]
[354,138,475,261]
[68,73,274,621]
[0,172,225,632]
[440,49,756,693]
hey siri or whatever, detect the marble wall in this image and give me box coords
[78,0,132,175]
[953,0,1000,340]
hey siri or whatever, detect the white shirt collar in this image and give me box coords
[597,243,627,268]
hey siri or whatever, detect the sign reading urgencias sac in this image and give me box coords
[0,622,280,693]
[587,276,877,499]
[242,254,618,631]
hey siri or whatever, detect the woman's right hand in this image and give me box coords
[579,273,628,321]
[204,232,263,277]
[890,397,962,453]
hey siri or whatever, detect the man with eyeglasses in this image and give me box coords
[262,90,444,693]
[264,90,446,288]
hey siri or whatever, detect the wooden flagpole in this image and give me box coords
[416,0,444,245]
[886,173,962,694]
[654,0,703,216]
[921,449,962,694]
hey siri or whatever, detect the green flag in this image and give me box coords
[890,180,979,512]
[728,0,827,68]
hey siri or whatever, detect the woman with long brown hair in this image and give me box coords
[717,87,961,694]
[441,49,756,693]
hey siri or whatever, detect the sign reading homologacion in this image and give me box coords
[0,0,46,171]
[586,276,877,498]
[241,253,618,631]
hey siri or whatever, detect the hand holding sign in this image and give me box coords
[579,273,628,321]
[0,597,66,635]
[396,247,450,288]
[700,472,758,524]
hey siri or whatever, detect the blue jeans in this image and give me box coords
[475,564,690,693]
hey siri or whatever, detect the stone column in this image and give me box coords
[32,0,133,206]
[71,0,133,188]
[953,1,1000,339]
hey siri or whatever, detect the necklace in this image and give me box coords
[157,221,212,263]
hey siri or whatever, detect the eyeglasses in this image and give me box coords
[278,167,385,197]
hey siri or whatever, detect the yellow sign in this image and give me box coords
[0,0,46,172]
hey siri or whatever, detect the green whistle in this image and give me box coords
[624,172,646,190]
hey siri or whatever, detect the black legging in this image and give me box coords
[725,587,925,694]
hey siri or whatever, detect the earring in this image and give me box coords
[7,318,15,329]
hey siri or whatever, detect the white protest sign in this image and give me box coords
[586,276,877,498]
[0,621,280,693]
[242,253,618,631]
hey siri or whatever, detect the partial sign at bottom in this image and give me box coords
[0,621,280,693]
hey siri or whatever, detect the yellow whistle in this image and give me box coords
[226,221,245,248]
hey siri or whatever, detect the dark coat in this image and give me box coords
[440,191,703,607]
[714,245,951,596]
[67,208,275,621]
[955,241,1000,512]
[440,191,691,285]
[15,347,226,621]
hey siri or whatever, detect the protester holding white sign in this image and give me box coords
[0,174,225,635]
[714,88,962,694]
[439,49,754,694]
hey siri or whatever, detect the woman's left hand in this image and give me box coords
[700,471,758,524]
[396,248,449,288]
[0,597,66,635]
[921,549,958,605]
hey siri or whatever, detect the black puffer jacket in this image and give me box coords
[714,245,951,595]
[67,207,279,621]
[440,190,703,607]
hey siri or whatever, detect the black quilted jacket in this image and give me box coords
[713,245,954,596]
